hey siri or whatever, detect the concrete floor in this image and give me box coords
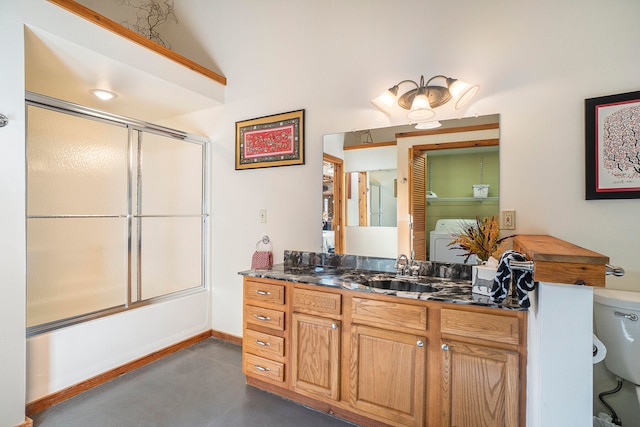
[31,338,355,427]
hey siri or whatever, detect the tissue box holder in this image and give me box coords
[472,264,496,296]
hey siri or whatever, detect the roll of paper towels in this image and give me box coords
[593,333,607,364]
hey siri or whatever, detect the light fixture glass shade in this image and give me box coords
[91,89,117,101]
[415,121,442,130]
[370,85,399,114]
[407,91,435,121]
[448,80,479,109]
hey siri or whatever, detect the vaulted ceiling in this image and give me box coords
[25,1,225,123]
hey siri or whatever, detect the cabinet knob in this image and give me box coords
[331,323,338,329]
[416,340,424,347]
[254,364,271,372]
[256,290,271,295]
[442,343,449,351]
[255,340,270,346]
[254,314,271,321]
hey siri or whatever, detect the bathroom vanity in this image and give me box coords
[240,253,528,427]
[239,235,614,427]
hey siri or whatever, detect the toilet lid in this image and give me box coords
[594,288,640,311]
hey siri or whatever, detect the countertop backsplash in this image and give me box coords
[239,250,523,310]
[282,250,473,281]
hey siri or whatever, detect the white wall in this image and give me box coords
[83,0,640,339]
[345,226,398,259]
[322,132,344,159]
[527,283,594,426]
[0,3,27,427]
[344,145,397,173]
[169,2,640,422]
[3,0,640,425]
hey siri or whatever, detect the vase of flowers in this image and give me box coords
[448,216,512,295]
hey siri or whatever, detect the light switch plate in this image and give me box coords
[501,210,515,230]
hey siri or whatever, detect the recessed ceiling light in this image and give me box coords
[90,89,117,101]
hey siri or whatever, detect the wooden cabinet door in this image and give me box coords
[350,324,426,427]
[291,312,341,400]
[441,340,519,427]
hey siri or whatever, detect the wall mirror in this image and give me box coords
[322,114,500,260]
[345,169,398,227]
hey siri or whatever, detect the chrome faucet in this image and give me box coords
[396,253,421,278]
[395,254,409,276]
[409,258,420,277]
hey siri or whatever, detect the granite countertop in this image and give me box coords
[240,252,524,311]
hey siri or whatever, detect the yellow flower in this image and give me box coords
[448,216,512,263]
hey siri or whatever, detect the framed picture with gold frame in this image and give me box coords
[235,109,305,170]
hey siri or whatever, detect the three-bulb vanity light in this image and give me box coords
[371,75,479,129]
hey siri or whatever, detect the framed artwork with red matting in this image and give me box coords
[586,91,640,199]
[235,109,305,170]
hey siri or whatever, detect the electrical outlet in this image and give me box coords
[259,209,267,223]
[501,210,515,230]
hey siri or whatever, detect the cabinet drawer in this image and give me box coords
[245,280,285,306]
[245,305,286,331]
[245,329,285,359]
[244,353,285,383]
[293,288,341,315]
[441,309,520,345]
[351,297,427,331]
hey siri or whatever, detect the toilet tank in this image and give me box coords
[593,288,640,385]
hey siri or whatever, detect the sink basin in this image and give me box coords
[366,278,441,293]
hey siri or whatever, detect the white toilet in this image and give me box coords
[593,288,640,406]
